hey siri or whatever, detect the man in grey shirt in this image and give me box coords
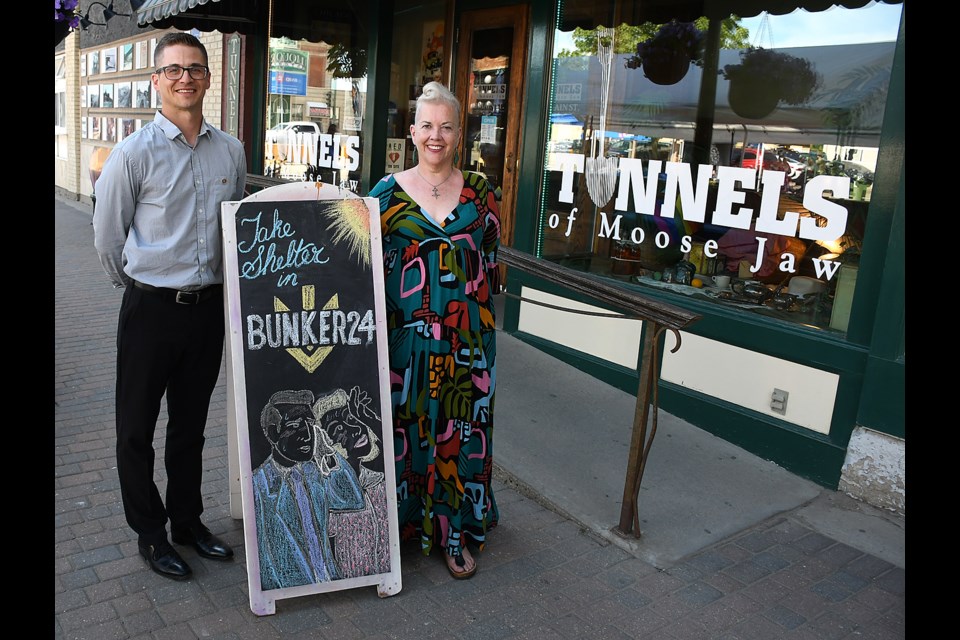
[93,32,247,581]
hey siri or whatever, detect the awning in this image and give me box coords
[559,0,904,30]
[133,0,359,41]
[135,0,218,24]
[133,0,262,34]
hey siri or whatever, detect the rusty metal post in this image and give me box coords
[613,322,661,538]
[495,246,700,539]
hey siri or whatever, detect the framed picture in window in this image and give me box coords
[116,82,132,109]
[136,41,148,69]
[119,118,135,141]
[101,84,115,109]
[80,86,87,109]
[80,54,86,77]
[149,38,157,67]
[121,43,134,71]
[88,84,99,108]
[89,51,99,75]
[105,117,117,143]
[103,47,117,73]
[91,116,101,140]
[81,117,87,139]
[135,80,151,109]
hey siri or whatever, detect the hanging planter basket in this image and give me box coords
[642,49,691,86]
[727,74,780,120]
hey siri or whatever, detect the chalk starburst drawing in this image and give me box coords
[325,199,372,267]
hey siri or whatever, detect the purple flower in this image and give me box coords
[55,0,81,28]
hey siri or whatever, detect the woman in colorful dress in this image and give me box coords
[368,81,501,579]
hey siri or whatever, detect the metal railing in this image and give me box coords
[497,246,701,538]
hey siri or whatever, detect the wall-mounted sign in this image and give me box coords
[225,34,241,137]
[308,101,330,118]
[554,82,582,112]
[269,48,309,73]
[269,71,307,96]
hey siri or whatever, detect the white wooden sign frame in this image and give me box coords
[221,182,401,616]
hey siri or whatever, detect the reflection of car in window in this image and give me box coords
[269,121,321,136]
[773,148,807,180]
[606,138,635,158]
[731,148,790,174]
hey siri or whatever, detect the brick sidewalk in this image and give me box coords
[55,195,904,640]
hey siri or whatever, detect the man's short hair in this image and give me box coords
[154,32,209,67]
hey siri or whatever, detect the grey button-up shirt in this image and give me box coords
[93,111,247,290]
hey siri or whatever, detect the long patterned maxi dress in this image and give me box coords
[369,170,501,563]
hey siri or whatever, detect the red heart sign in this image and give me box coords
[388,152,400,163]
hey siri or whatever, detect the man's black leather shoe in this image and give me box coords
[171,523,235,560]
[138,540,192,580]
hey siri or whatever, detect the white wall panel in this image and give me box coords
[661,331,838,434]
[516,287,642,369]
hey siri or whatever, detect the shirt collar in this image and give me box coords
[153,110,209,141]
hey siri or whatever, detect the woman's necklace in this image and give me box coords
[416,166,456,199]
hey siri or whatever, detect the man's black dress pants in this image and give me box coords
[114,284,225,545]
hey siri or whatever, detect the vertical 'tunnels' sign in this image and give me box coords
[225,34,241,138]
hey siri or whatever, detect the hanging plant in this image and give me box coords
[55,0,81,46]
[720,47,822,119]
[626,21,706,86]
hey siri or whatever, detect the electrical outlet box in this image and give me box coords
[771,388,788,415]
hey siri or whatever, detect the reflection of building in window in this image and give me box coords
[264,37,367,192]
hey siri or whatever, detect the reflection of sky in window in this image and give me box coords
[740,3,902,48]
[553,2,903,50]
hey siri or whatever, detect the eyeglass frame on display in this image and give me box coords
[154,65,210,81]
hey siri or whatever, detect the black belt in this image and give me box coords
[132,281,222,305]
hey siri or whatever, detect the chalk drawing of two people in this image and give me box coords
[251,386,389,590]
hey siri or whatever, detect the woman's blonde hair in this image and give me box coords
[415,81,462,126]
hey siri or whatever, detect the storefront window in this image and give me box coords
[385,1,449,175]
[264,25,367,194]
[56,55,67,159]
[541,0,902,333]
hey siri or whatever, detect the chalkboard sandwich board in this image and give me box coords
[221,183,401,616]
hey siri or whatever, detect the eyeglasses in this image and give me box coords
[154,64,210,81]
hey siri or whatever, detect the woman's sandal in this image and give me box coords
[446,552,477,580]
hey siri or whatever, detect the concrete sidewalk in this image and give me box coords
[494,332,905,571]
[55,192,904,639]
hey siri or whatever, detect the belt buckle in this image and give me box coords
[175,290,200,304]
